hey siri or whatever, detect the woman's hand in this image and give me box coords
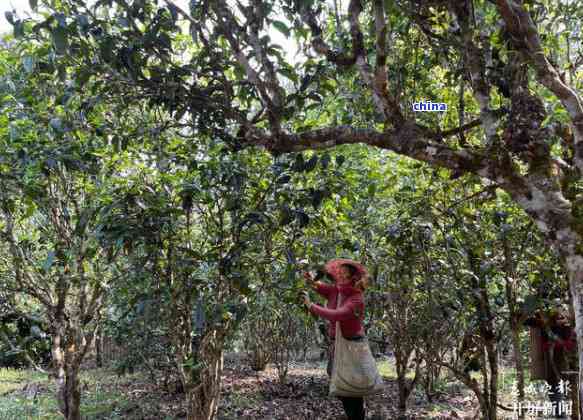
[300,291,312,308]
[304,271,320,291]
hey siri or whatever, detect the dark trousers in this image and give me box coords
[328,343,366,420]
[339,396,365,420]
[547,348,568,418]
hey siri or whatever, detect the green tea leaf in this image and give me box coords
[52,26,69,54]
[272,20,290,37]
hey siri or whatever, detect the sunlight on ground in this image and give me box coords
[376,359,415,379]
[0,367,45,394]
[0,367,142,420]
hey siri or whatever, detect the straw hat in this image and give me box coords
[324,258,368,284]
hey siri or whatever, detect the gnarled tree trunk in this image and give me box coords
[50,321,96,420]
[394,346,420,418]
[502,234,525,413]
[52,334,81,420]
[563,247,583,418]
[185,328,226,420]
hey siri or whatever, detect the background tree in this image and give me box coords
[0,43,132,419]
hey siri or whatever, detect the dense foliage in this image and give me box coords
[1,0,582,419]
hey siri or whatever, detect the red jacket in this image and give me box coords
[542,335,577,352]
[309,281,365,339]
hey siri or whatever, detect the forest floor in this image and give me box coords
[0,356,564,419]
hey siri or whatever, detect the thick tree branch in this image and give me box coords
[248,1,285,115]
[212,1,282,132]
[348,0,404,126]
[374,0,387,72]
[448,1,498,146]
[300,5,360,66]
[495,0,583,173]
[242,122,528,191]
[373,0,404,126]
[301,0,403,125]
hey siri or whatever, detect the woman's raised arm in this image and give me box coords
[309,297,363,322]
[304,272,334,298]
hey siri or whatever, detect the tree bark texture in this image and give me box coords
[187,330,225,420]
[502,235,525,412]
[51,328,85,420]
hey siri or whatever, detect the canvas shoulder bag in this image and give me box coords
[329,294,385,397]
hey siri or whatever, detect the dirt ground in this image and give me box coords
[0,356,550,419]
[218,359,478,420]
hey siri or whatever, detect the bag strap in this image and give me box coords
[336,292,344,339]
[335,291,365,340]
